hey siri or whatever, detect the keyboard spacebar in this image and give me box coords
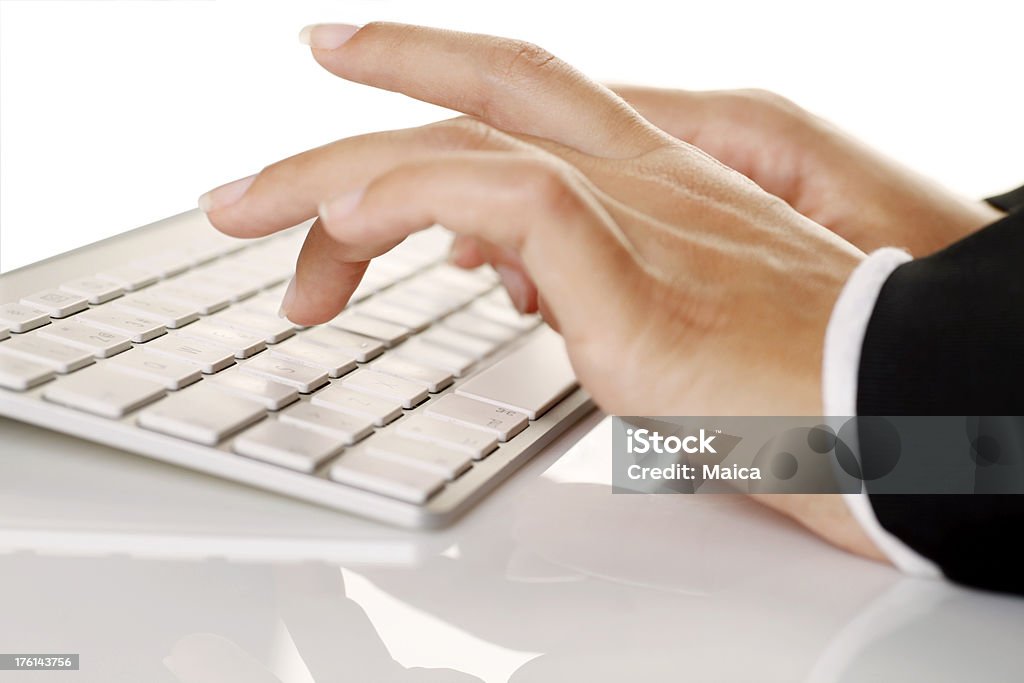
[455,327,577,420]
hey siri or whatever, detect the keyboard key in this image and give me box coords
[311,385,402,427]
[95,265,159,291]
[396,414,498,459]
[36,320,132,358]
[300,326,384,362]
[138,385,265,445]
[366,433,472,480]
[107,349,202,390]
[112,296,199,328]
[211,309,296,344]
[329,313,410,347]
[0,303,50,333]
[329,451,445,504]
[132,251,192,279]
[279,401,374,444]
[239,355,328,393]
[143,335,236,374]
[0,354,55,391]
[177,320,266,358]
[369,356,453,393]
[43,366,165,418]
[20,289,89,318]
[147,283,230,315]
[233,420,344,473]
[208,369,299,410]
[269,339,358,378]
[424,394,528,442]
[76,308,166,343]
[357,299,437,332]
[419,326,497,360]
[184,272,260,303]
[469,298,541,332]
[60,277,124,304]
[0,335,94,374]
[341,369,428,409]
[0,326,8,341]
[456,327,577,419]
[393,339,475,377]
[442,311,519,344]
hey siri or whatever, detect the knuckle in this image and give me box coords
[736,88,807,118]
[423,117,496,150]
[489,39,560,85]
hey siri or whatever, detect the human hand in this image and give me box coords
[610,85,1004,256]
[200,22,863,417]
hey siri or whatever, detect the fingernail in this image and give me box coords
[198,174,256,214]
[278,277,297,320]
[298,23,361,50]
[495,265,529,313]
[318,188,364,224]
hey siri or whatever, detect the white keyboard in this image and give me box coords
[0,211,593,528]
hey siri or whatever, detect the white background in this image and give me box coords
[1,0,1021,272]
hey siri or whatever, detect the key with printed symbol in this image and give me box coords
[37,320,132,358]
[366,433,472,480]
[279,401,375,444]
[329,313,410,347]
[0,303,51,333]
[19,289,88,318]
[59,277,124,304]
[0,354,55,391]
[233,420,345,473]
[329,451,446,505]
[208,368,299,410]
[0,335,95,374]
[76,308,166,343]
[269,339,358,378]
[143,335,235,374]
[112,296,199,328]
[369,356,453,393]
[106,348,202,390]
[137,385,265,445]
[424,394,528,441]
[239,355,329,393]
[310,384,403,426]
[300,326,384,362]
[396,414,499,459]
[177,320,266,358]
[43,366,165,418]
[341,369,428,408]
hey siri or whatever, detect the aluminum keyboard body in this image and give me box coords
[0,210,593,528]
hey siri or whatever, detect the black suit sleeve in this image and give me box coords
[857,188,1024,595]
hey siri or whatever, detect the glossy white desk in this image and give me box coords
[2,413,1022,682]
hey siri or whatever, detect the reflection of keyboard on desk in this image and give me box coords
[0,211,593,528]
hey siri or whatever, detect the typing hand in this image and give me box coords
[611,85,1003,256]
[200,22,862,416]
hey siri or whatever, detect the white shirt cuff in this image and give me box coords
[822,247,941,579]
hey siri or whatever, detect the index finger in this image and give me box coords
[301,22,668,158]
